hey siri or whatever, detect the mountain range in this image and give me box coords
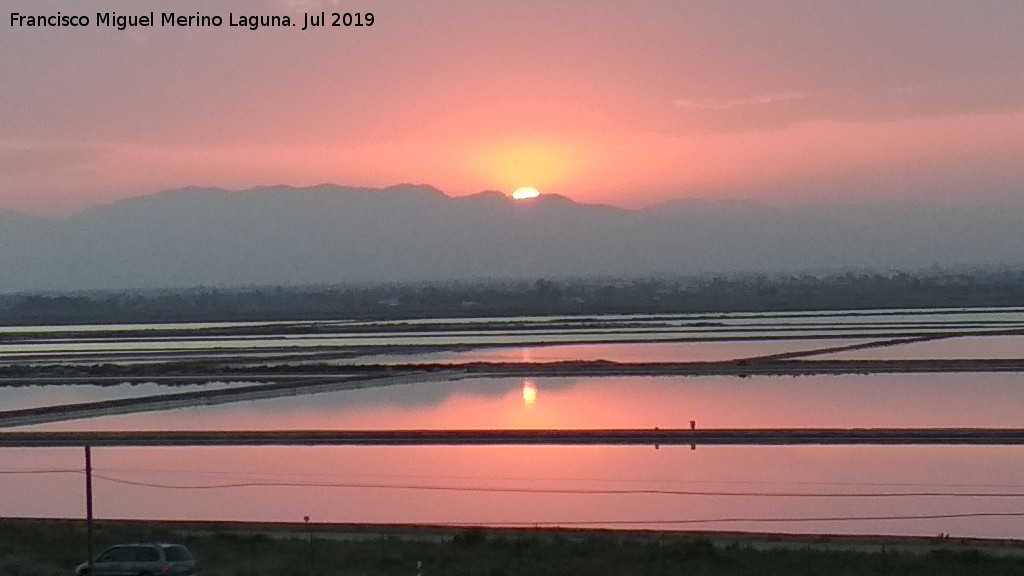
[1,185,1022,293]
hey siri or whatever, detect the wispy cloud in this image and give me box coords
[673,91,813,110]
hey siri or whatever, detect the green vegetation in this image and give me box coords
[2,520,1024,576]
[1,269,1023,326]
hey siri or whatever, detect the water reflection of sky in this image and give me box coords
[4,311,1024,539]
[345,339,873,364]
[0,381,268,412]
[4,305,1022,359]
[816,335,1024,360]
[4,444,1024,539]
[0,331,955,357]
[0,338,875,367]
[4,307,1022,334]
[18,373,1024,432]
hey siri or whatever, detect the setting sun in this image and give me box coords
[512,187,541,200]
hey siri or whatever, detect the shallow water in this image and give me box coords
[341,339,875,365]
[0,381,264,412]
[816,335,1024,361]
[3,444,1024,539]
[3,309,1024,538]
[4,307,1022,359]
[10,372,1024,432]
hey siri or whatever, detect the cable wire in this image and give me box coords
[453,511,1024,526]
[0,468,81,475]
[91,466,1024,490]
[89,473,1024,498]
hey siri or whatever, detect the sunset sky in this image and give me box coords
[3,0,1023,216]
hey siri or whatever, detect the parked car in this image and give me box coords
[75,543,196,576]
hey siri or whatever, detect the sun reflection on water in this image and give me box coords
[522,380,538,406]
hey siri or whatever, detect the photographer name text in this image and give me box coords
[10,11,374,31]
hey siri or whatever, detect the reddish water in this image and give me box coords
[5,373,1024,538]
[4,444,1024,539]
[22,373,1024,431]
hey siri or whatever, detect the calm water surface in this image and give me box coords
[4,373,1024,538]
[817,335,1024,361]
[3,310,1024,538]
[342,339,874,365]
[14,373,1024,431]
[3,444,1024,539]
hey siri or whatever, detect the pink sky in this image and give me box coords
[3,0,1023,216]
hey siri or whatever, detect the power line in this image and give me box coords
[0,468,80,475]
[453,511,1024,527]
[91,466,1024,490]
[89,473,1024,498]
[12,467,1024,497]
[11,470,1024,527]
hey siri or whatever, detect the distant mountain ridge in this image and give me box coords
[1,185,1022,293]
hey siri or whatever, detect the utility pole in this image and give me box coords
[85,446,94,576]
[304,515,311,576]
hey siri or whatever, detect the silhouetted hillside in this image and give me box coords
[1,185,1022,292]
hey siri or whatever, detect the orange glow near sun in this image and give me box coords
[470,139,589,195]
[522,381,538,405]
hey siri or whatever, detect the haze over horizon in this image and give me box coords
[7,180,1024,222]
[1,183,1022,293]
[3,0,1023,217]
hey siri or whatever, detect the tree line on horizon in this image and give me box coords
[0,269,1022,326]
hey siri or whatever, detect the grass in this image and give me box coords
[3,519,1024,576]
